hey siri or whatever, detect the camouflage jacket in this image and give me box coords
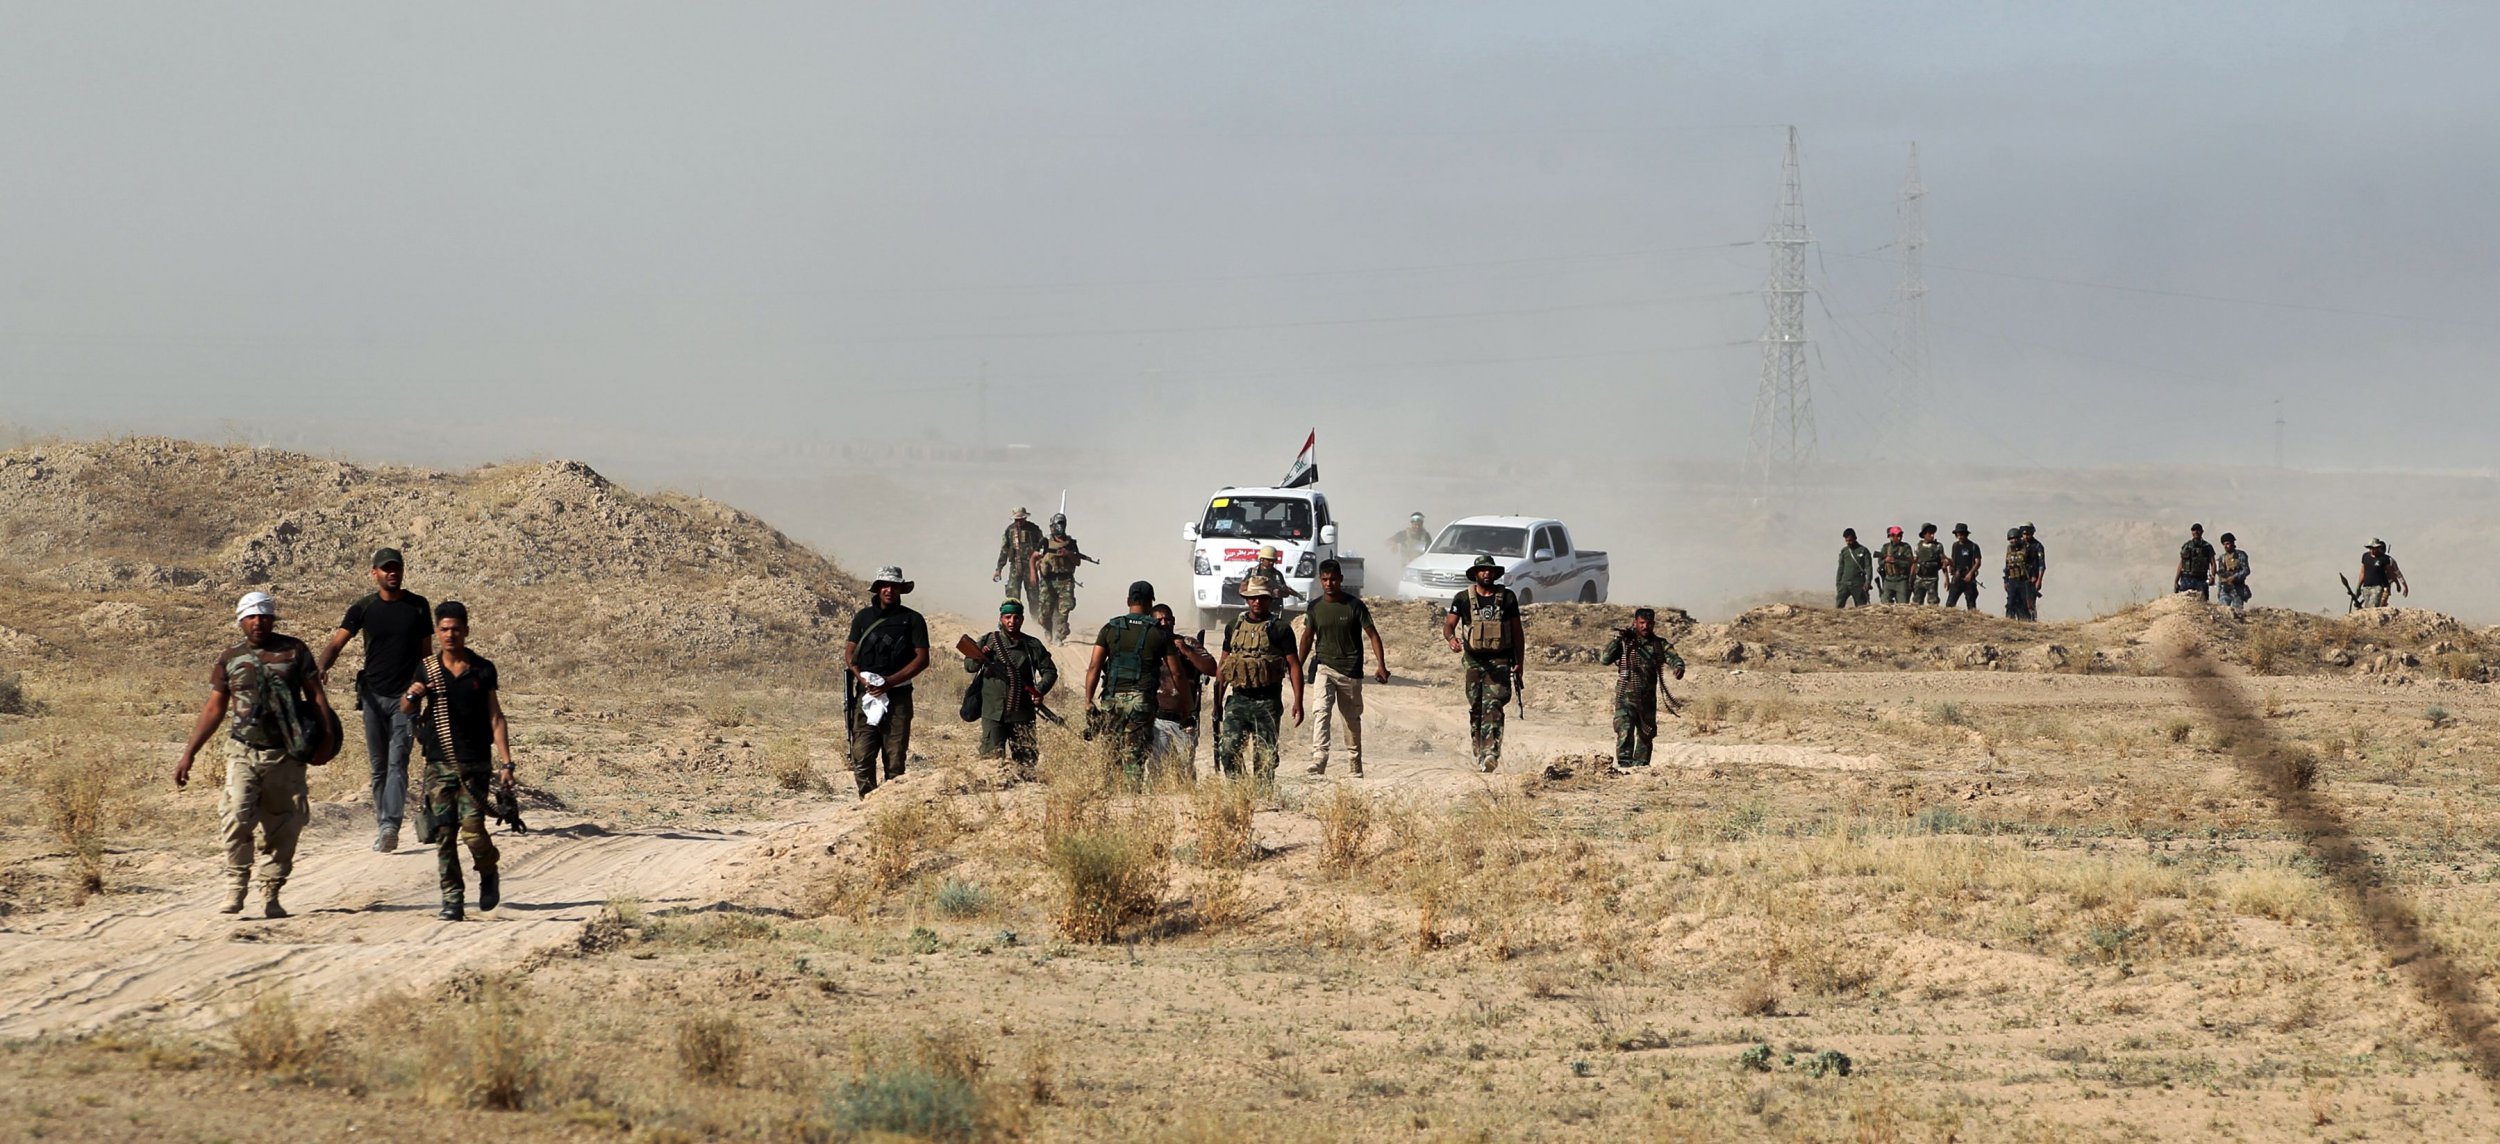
[996,520,1046,577]
[1601,632,1684,700]
[1877,540,1915,579]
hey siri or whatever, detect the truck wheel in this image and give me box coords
[1577,582,1598,603]
[1517,589,1533,606]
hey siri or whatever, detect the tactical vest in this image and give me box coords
[2180,541,2213,576]
[1041,534,1081,577]
[1099,614,1160,694]
[223,639,322,762]
[2219,550,2247,580]
[853,610,918,677]
[2004,544,2032,580]
[1218,617,1285,688]
[1879,542,1914,577]
[1913,540,1944,576]
[1461,589,1516,654]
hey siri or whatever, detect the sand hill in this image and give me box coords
[0,437,865,679]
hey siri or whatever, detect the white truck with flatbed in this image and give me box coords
[1393,516,1610,605]
[1180,486,1365,629]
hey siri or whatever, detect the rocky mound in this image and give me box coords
[0,438,865,679]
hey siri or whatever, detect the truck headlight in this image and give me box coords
[1294,553,1315,577]
[1403,567,1425,584]
[1193,553,1213,576]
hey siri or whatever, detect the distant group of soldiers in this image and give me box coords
[1836,523,2047,619]
[990,507,1091,641]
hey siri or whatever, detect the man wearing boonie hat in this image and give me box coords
[1910,524,1946,606]
[844,567,930,798]
[2355,539,2405,609]
[1944,524,1983,611]
[318,547,434,853]
[992,507,1046,607]
[964,599,1058,780]
[175,591,340,919]
[1443,555,1525,773]
[1212,577,1304,780]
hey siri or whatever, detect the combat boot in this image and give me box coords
[262,889,289,920]
[438,901,464,922]
[220,881,248,914]
[478,868,499,912]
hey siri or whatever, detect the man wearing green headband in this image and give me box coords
[964,600,1058,779]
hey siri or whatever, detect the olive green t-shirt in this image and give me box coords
[1302,593,1373,676]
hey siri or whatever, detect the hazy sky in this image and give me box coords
[5,2,2496,472]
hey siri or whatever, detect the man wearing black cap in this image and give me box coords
[845,567,931,798]
[319,547,434,852]
[1086,581,1184,785]
[1834,529,1873,609]
[2356,540,2406,608]
[1944,525,1982,610]
[1910,525,1946,606]
[2175,524,2216,601]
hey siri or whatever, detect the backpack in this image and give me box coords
[224,641,328,764]
[1100,614,1160,694]
[1218,617,1285,688]
[1460,589,1517,654]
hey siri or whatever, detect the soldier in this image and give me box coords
[1443,555,1525,773]
[1030,513,1087,642]
[1876,526,1915,604]
[2022,523,2047,603]
[2216,533,2253,617]
[2356,540,2407,608]
[1384,512,1432,567]
[2003,528,2038,620]
[2175,524,2216,601]
[1241,544,1303,603]
[1298,559,1387,777]
[991,507,1046,606]
[397,601,511,922]
[1834,528,1873,608]
[1211,581,1306,780]
[1084,581,1185,786]
[316,547,433,853]
[844,567,931,799]
[963,600,1058,780]
[1149,604,1219,773]
[175,591,341,919]
[1601,608,1685,770]
[1943,523,1983,610]
[1910,524,1946,605]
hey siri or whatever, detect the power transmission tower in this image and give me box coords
[1894,142,1930,412]
[1748,126,1815,496]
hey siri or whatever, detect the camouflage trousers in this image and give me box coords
[979,716,1040,780]
[1910,576,1940,605]
[1000,573,1039,607]
[425,763,499,906]
[1612,693,1659,767]
[1216,694,1283,780]
[2358,584,2391,608]
[1877,577,1911,604]
[1096,690,1157,786]
[1035,577,1078,641]
[1464,663,1512,772]
[221,746,308,896]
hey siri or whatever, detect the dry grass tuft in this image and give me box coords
[1690,694,1734,734]
[231,990,324,1076]
[1317,783,1373,873]
[1191,776,1258,868]
[2436,652,2483,681]
[33,733,125,900]
[1045,800,1172,943]
[866,798,959,890]
[426,979,543,1110]
[2245,623,2294,673]
[768,736,819,793]
[675,1013,748,1085]
[0,669,28,715]
[1727,971,1782,1018]
[696,688,753,729]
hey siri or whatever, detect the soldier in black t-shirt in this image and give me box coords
[318,547,434,852]
[1211,583,1304,780]
[1944,524,1983,611]
[398,601,513,921]
[1442,556,1525,772]
[844,567,931,798]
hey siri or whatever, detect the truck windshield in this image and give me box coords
[1430,524,1527,558]
[1200,496,1314,541]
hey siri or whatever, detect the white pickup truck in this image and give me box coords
[1393,516,1610,605]
[1180,486,1366,629]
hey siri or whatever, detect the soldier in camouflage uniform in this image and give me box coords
[992,507,1046,606]
[1876,526,1914,604]
[398,601,512,921]
[1241,544,1302,603]
[1443,555,1524,773]
[1834,528,1873,608]
[1600,608,1685,768]
[1211,581,1305,780]
[1085,581,1184,786]
[1030,513,1086,642]
[175,592,340,919]
[964,600,1058,780]
[1910,524,1946,605]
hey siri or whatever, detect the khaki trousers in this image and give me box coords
[1309,665,1364,767]
[221,746,309,894]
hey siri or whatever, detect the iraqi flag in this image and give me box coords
[1280,430,1318,488]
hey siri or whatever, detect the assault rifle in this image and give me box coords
[956,634,1066,726]
[2339,573,2365,613]
[489,783,529,834]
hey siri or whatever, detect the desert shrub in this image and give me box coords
[867,799,958,890]
[444,980,541,1110]
[2427,705,2452,729]
[36,737,122,899]
[1191,776,1257,868]
[768,736,818,792]
[1750,696,1796,726]
[2161,718,2193,744]
[1192,868,1246,932]
[696,689,753,729]
[1925,701,1966,727]
[232,991,323,1075]
[935,879,993,919]
[676,1014,748,1084]
[2436,652,2482,682]
[831,1027,998,1143]
[1691,694,1733,734]
[2274,744,2320,793]
[0,670,27,715]
[2245,624,2293,673]
[1728,971,1781,1017]
[1317,784,1373,873]
[1046,803,1172,943]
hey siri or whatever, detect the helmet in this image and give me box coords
[1257,545,1279,561]
[1469,554,1503,580]
[1051,512,1067,526]
[2006,528,2022,540]
[1409,512,1424,523]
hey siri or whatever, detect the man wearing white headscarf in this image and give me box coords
[176,592,340,918]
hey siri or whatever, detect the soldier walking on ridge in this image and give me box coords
[2356,540,2407,608]
[2002,528,2038,621]
[2216,533,2253,617]
[1877,526,1914,604]
[1911,524,1946,605]
[1834,528,1873,609]
[1601,608,1684,770]
[176,592,340,919]
[1444,555,1525,773]
[1944,524,1982,611]
[2022,523,2047,604]
[992,507,1046,607]
[2175,524,2215,601]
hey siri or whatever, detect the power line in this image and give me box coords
[1748,127,1815,498]
[1831,250,2500,332]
